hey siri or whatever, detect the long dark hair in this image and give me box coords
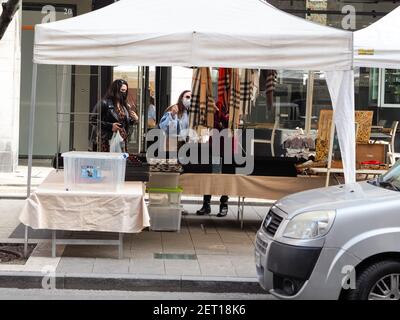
[165,90,191,118]
[176,90,191,117]
[105,79,129,107]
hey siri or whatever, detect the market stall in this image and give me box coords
[24,0,356,251]
[30,0,355,182]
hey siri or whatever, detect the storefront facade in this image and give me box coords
[2,0,400,172]
[260,1,400,155]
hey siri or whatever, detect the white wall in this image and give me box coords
[0,2,21,172]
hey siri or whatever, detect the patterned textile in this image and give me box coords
[259,69,278,93]
[266,70,278,96]
[217,68,230,116]
[228,68,241,131]
[240,69,257,116]
[114,103,129,142]
[251,70,259,102]
[189,67,216,131]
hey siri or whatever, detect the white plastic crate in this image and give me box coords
[62,151,127,192]
[149,192,181,206]
[148,172,180,188]
[148,205,182,231]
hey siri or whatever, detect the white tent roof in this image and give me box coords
[33,0,353,70]
[354,6,400,68]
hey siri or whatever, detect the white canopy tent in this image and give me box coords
[28,0,356,196]
[354,6,400,68]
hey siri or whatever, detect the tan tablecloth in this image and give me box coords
[19,170,150,233]
[179,174,326,200]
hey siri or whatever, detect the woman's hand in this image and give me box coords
[131,111,139,122]
[112,123,122,132]
[171,105,179,117]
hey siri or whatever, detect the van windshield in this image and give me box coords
[374,162,400,191]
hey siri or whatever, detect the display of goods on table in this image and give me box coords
[125,153,150,182]
[148,158,183,173]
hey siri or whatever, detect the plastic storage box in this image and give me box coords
[147,172,180,188]
[147,187,183,206]
[62,151,127,192]
[148,205,182,231]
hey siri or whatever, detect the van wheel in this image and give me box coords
[346,260,400,300]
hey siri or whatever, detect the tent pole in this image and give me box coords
[25,62,38,258]
[55,66,59,169]
[305,71,314,134]
[325,112,336,187]
[27,63,38,197]
[138,67,144,153]
[57,65,68,165]
[97,66,102,152]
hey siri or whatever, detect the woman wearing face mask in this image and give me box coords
[159,90,191,146]
[90,79,139,152]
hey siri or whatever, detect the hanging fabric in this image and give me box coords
[251,70,259,102]
[218,68,230,112]
[259,70,278,93]
[228,68,241,131]
[266,70,278,97]
[240,69,257,116]
[189,67,216,134]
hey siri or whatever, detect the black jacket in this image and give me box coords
[90,98,136,145]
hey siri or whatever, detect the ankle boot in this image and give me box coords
[217,203,228,217]
[196,202,211,215]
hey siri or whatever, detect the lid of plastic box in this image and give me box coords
[62,151,128,160]
[146,187,183,193]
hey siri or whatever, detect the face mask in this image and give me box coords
[120,92,127,100]
[183,98,191,108]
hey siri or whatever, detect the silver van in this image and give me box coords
[255,162,400,300]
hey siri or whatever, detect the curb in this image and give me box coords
[0,271,265,294]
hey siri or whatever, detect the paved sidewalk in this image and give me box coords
[0,166,53,198]
[0,199,269,293]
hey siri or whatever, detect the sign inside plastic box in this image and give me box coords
[62,152,128,192]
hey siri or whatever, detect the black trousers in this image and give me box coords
[203,195,229,204]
